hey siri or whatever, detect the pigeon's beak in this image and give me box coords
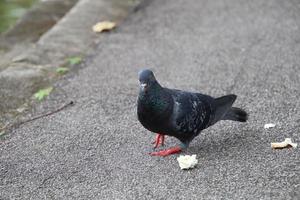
[140,83,148,91]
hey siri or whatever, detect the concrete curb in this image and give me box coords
[14,0,143,65]
[0,0,145,125]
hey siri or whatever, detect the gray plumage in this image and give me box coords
[137,69,248,149]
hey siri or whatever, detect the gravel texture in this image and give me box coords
[1,0,300,199]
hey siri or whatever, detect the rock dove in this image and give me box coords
[137,69,248,156]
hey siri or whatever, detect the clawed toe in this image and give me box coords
[150,146,182,157]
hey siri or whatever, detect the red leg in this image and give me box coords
[150,146,182,156]
[152,134,160,144]
[153,134,161,148]
[152,134,165,148]
[160,135,165,146]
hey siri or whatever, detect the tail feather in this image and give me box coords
[223,107,248,122]
[212,94,248,123]
[212,94,237,124]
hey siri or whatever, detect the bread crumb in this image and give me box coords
[177,155,198,170]
[271,138,297,149]
[264,123,276,129]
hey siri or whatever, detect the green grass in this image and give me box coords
[56,67,69,74]
[34,87,53,101]
[67,56,82,65]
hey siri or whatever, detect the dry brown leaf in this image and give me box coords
[93,21,116,33]
[271,138,297,149]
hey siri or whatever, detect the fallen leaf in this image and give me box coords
[264,123,276,129]
[34,87,53,101]
[0,131,5,136]
[67,56,82,65]
[92,21,116,33]
[177,154,198,170]
[56,67,69,74]
[16,107,26,113]
[271,138,297,149]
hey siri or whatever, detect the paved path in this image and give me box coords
[1,0,300,199]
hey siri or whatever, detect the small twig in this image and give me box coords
[19,101,74,126]
[0,101,74,132]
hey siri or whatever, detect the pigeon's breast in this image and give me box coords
[137,94,173,133]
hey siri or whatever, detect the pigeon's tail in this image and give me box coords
[212,94,247,124]
[223,107,248,122]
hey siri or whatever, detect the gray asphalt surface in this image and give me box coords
[1,0,300,199]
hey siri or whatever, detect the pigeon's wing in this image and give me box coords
[167,89,215,138]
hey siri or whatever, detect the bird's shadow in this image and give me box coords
[185,127,264,160]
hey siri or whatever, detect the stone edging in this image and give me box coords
[0,0,145,125]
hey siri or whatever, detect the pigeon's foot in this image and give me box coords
[152,134,165,149]
[149,146,181,156]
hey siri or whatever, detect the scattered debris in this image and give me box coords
[0,101,74,133]
[177,155,198,170]
[34,87,53,101]
[264,123,276,129]
[271,138,297,149]
[16,107,27,113]
[92,21,116,33]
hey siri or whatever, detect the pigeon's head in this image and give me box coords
[138,69,157,92]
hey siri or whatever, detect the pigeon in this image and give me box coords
[137,69,248,156]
